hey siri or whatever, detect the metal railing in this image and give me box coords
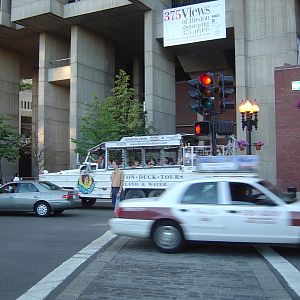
[182,136,237,167]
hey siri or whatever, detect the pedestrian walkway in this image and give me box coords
[50,236,293,300]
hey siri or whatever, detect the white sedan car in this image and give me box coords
[110,176,300,253]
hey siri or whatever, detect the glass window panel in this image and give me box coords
[181,182,218,204]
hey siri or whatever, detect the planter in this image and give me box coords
[255,144,261,150]
[254,142,264,150]
[236,140,249,151]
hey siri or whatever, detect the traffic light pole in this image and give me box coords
[211,112,217,156]
[188,72,235,155]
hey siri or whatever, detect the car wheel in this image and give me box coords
[53,209,64,215]
[81,198,96,208]
[148,189,165,198]
[34,201,51,217]
[125,189,146,199]
[152,221,185,253]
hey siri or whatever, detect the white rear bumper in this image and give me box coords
[109,218,154,239]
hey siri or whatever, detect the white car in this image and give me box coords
[110,176,300,253]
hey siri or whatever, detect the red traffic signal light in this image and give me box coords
[198,73,215,112]
[195,122,201,136]
[194,121,211,136]
[198,73,213,87]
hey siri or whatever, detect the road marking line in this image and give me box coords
[17,231,116,300]
[256,246,300,297]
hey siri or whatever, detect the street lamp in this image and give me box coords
[238,99,259,155]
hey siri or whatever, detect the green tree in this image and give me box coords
[19,81,32,91]
[73,69,155,156]
[0,114,24,181]
[21,129,54,175]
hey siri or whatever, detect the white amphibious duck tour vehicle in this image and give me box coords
[40,134,236,207]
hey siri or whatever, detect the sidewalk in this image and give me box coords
[50,236,293,300]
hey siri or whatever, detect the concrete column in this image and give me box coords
[233,0,247,141]
[38,32,70,172]
[70,26,115,167]
[144,10,176,134]
[31,71,39,177]
[133,55,143,102]
[0,47,20,181]
[233,0,299,183]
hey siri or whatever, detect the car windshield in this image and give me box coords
[259,180,298,203]
[39,181,62,190]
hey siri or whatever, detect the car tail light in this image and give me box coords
[114,206,124,218]
[290,212,300,226]
[62,193,73,200]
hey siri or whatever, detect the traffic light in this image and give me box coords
[218,75,235,111]
[188,78,203,114]
[198,73,215,112]
[194,121,211,136]
[216,120,234,135]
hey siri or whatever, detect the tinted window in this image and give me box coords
[18,183,39,193]
[39,181,62,190]
[181,182,218,204]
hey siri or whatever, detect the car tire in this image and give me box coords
[53,209,64,215]
[152,220,185,253]
[34,201,51,217]
[81,198,96,208]
[148,189,165,198]
[125,189,146,199]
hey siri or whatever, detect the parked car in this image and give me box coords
[110,176,300,253]
[0,181,81,217]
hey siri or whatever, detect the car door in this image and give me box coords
[173,181,229,241]
[224,181,293,243]
[14,182,39,211]
[0,183,18,211]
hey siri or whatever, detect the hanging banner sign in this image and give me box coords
[163,0,226,47]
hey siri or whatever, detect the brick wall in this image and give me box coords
[275,65,300,192]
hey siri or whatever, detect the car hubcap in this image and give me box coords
[155,225,181,249]
[37,204,48,216]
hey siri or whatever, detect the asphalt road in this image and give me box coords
[0,203,113,300]
[1,201,299,300]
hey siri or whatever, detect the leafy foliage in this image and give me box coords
[73,69,155,156]
[0,114,25,180]
[19,82,32,91]
[21,129,53,175]
[0,114,24,162]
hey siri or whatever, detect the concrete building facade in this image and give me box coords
[0,0,299,188]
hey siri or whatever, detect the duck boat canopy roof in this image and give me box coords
[89,134,185,153]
